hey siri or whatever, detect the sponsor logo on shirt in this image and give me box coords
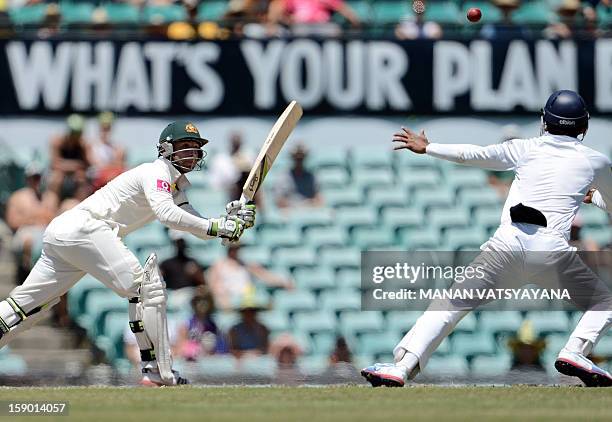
[157,179,172,193]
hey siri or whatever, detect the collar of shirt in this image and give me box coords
[546,134,582,144]
[158,157,191,190]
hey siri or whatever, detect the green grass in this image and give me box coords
[0,385,611,421]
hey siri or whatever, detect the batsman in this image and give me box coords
[0,121,256,386]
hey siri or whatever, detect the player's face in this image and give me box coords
[172,140,204,172]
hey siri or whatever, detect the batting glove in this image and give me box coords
[225,200,256,229]
[207,215,245,241]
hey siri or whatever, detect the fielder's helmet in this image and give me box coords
[542,90,589,133]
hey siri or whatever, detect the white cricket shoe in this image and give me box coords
[361,363,407,387]
[555,349,612,387]
[140,368,189,387]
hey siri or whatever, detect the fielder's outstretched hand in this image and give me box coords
[392,127,429,154]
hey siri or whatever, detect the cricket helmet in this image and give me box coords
[157,121,209,172]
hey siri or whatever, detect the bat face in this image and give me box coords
[242,101,303,201]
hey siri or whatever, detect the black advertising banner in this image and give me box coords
[0,38,610,116]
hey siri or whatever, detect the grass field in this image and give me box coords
[1,385,612,421]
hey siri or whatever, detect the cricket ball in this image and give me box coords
[467,7,482,22]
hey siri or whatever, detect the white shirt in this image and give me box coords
[426,134,612,239]
[76,158,213,239]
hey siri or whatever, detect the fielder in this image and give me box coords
[362,90,612,387]
[0,121,256,386]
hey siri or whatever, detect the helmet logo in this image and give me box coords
[185,123,198,134]
[559,119,575,126]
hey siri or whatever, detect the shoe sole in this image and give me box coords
[360,369,404,387]
[555,359,612,387]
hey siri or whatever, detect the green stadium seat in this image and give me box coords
[368,187,410,211]
[198,355,239,377]
[103,3,140,24]
[238,245,271,266]
[298,355,328,375]
[274,290,317,313]
[445,167,488,189]
[323,186,364,208]
[286,208,334,230]
[357,331,401,356]
[320,289,361,313]
[189,246,225,267]
[473,207,503,231]
[68,275,105,319]
[318,167,350,188]
[339,311,384,336]
[259,310,291,332]
[353,169,395,190]
[458,187,502,211]
[124,224,167,250]
[304,226,349,249]
[335,206,378,228]
[594,336,612,356]
[399,227,441,250]
[397,168,440,191]
[512,1,555,25]
[471,354,511,376]
[259,226,301,248]
[311,332,338,355]
[454,312,477,333]
[580,227,611,247]
[309,149,347,169]
[337,268,361,290]
[293,267,336,291]
[345,0,372,22]
[381,207,423,230]
[597,4,612,26]
[424,1,461,24]
[96,311,128,362]
[293,311,337,335]
[9,4,48,25]
[452,332,497,357]
[578,205,610,227]
[197,1,228,21]
[143,5,187,23]
[412,187,455,210]
[214,311,239,333]
[442,227,489,250]
[273,247,317,268]
[525,311,569,335]
[479,311,523,335]
[0,353,27,376]
[320,247,361,270]
[386,311,422,335]
[397,152,439,169]
[372,1,412,25]
[429,207,471,230]
[350,148,393,169]
[423,355,469,377]
[77,290,127,337]
[60,3,95,24]
[352,226,397,249]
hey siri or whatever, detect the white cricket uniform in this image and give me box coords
[8,157,214,313]
[396,134,612,368]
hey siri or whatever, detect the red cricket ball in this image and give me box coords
[467,7,482,22]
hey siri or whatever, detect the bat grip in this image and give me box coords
[221,195,254,246]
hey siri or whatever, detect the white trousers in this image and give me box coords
[9,209,143,313]
[395,223,612,369]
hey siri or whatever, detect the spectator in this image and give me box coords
[37,3,61,39]
[224,0,273,38]
[174,286,228,361]
[481,0,531,40]
[5,163,57,284]
[167,0,199,40]
[507,320,546,374]
[395,12,442,40]
[228,293,270,358]
[208,244,293,311]
[159,230,206,290]
[208,132,254,201]
[583,0,610,26]
[48,114,93,202]
[268,0,360,37]
[544,0,583,39]
[270,332,303,383]
[569,214,600,252]
[328,336,356,378]
[274,143,323,209]
[91,112,126,190]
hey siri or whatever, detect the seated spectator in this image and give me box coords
[167,0,199,40]
[395,11,442,40]
[37,3,61,39]
[480,0,531,40]
[159,230,206,290]
[274,144,323,209]
[270,332,303,383]
[328,336,356,377]
[268,0,360,37]
[5,163,58,284]
[583,0,609,27]
[208,244,293,311]
[208,132,255,201]
[48,114,93,201]
[507,320,546,373]
[224,0,273,38]
[91,112,126,190]
[544,0,584,39]
[175,286,228,361]
[228,293,270,358]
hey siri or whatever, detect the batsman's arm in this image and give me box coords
[426,139,529,171]
[591,159,612,213]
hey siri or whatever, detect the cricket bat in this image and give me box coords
[240,100,303,203]
[223,101,302,243]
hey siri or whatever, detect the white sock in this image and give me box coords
[0,300,20,328]
[394,347,419,377]
[565,337,593,356]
